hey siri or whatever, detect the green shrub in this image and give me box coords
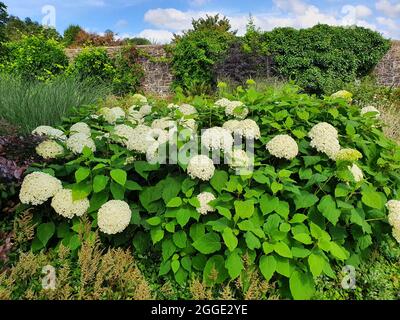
[0,73,111,134]
[171,14,236,94]
[68,46,144,96]
[63,24,83,47]
[1,34,68,81]
[17,83,400,300]
[67,47,115,83]
[251,24,390,95]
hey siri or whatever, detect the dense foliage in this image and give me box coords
[1,34,68,81]
[171,14,236,94]
[243,24,390,94]
[17,84,400,299]
[63,25,83,47]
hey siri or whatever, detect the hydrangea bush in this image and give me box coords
[19,84,400,299]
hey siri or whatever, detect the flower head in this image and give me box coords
[201,127,233,152]
[51,189,89,219]
[308,122,340,160]
[101,107,125,124]
[131,93,148,105]
[139,104,152,116]
[32,125,66,141]
[177,104,197,115]
[66,133,96,154]
[361,106,380,118]
[223,119,260,140]
[386,200,400,230]
[348,163,363,182]
[336,148,363,162]
[97,200,132,235]
[187,155,215,181]
[227,149,252,169]
[197,192,216,215]
[266,135,298,160]
[36,140,64,159]
[19,172,62,205]
[70,122,91,136]
[331,90,353,102]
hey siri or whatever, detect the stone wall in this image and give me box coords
[374,41,400,87]
[65,45,174,97]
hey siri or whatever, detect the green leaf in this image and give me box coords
[225,251,243,279]
[259,255,276,281]
[318,195,341,225]
[291,246,311,258]
[271,181,283,194]
[275,256,293,277]
[289,270,315,300]
[260,194,279,215]
[110,169,127,186]
[37,222,55,247]
[150,228,164,244]
[273,241,292,258]
[146,216,161,226]
[275,201,289,219]
[173,230,187,249]
[245,231,261,250]
[159,261,171,276]
[167,197,182,208]
[294,191,319,210]
[222,228,238,252]
[234,200,254,219]
[171,260,180,273]
[162,239,176,261]
[308,253,324,277]
[162,176,182,203]
[192,232,221,254]
[125,180,142,191]
[181,256,192,272]
[361,190,385,209]
[293,233,313,245]
[134,161,159,179]
[329,242,349,260]
[290,214,308,224]
[93,175,109,193]
[110,181,125,200]
[68,234,81,251]
[176,207,193,227]
[75,167,90,183]
[216,206,232,219]
[210,170,228,193]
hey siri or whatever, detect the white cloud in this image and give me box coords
[273,0,308,15]
[136,29,174,44]
[115,19,129,28]
[376,0,400,18]
[376,16,400,39]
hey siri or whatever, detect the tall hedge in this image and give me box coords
[258,24,391,94]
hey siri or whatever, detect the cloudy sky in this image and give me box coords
[4,0,400,43]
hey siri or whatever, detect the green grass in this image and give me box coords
[0,74,111,134]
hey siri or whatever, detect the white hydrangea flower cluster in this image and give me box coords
[331,90,353,102]
[66,132,96,154]
[145,128,170,161]
[348,164,363,182]
[266,134,299,160]
[100,107,126,124]
[131,93,148,105]
[51,189,89,219]
[196,192,216,215]
[32,125,66,141]
[215,98,249,119]
[361,106,380,118]
[179,118,197,132]
[113,124,135,149]
[177,104,197,115]
[227,149,252,169]
[70,122,91,136]
[152,117,175,130]
[19,172,62,205]
[335,148,363,162]
[127,104,152,124]
[223,119,261,140]
[35,140,64,159]
[201,127,233,152]
[308,122,341,160]
[187,155,215,181]
[139,104,152,116]
[167,103,179,109]
[97,200,132,235]
[386,200,400,244]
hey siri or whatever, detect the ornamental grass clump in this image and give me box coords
[16,83,400,300]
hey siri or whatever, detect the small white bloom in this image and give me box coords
[131,93,148,105]
[70,122,91,136]
[348,163,363,182]
[386,200,400,230]
[196,192,216,215]
[178,104,197,115]
[227,149,252,169]
[225,101,248,119]
[139,104,152,116]
[32,126,66,141]
[180,118,197,132]
[201,127,233,152]
[97,200,132,235]
[127,110,145,125]
[19,172,62,206]
[36,140,64,159]
[129,125,153,153]
[152,117,175,130]
[361,106,380,118]
[187,155,215,181]
[167,103,179,109]
[51,189,89,219]
[223,119,260,140]
[266,135,298,160]
[66,133,96,154]
[101,107,125,124]
[308,122,340,160]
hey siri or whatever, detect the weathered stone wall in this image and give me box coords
[65,45,174,97]
[374,41,400,87]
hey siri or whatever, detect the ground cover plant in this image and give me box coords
[5,82,400,300]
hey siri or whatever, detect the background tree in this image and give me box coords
[63,24,82,47]
[4,16,61,41]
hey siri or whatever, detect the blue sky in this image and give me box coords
[4,0,400,43]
